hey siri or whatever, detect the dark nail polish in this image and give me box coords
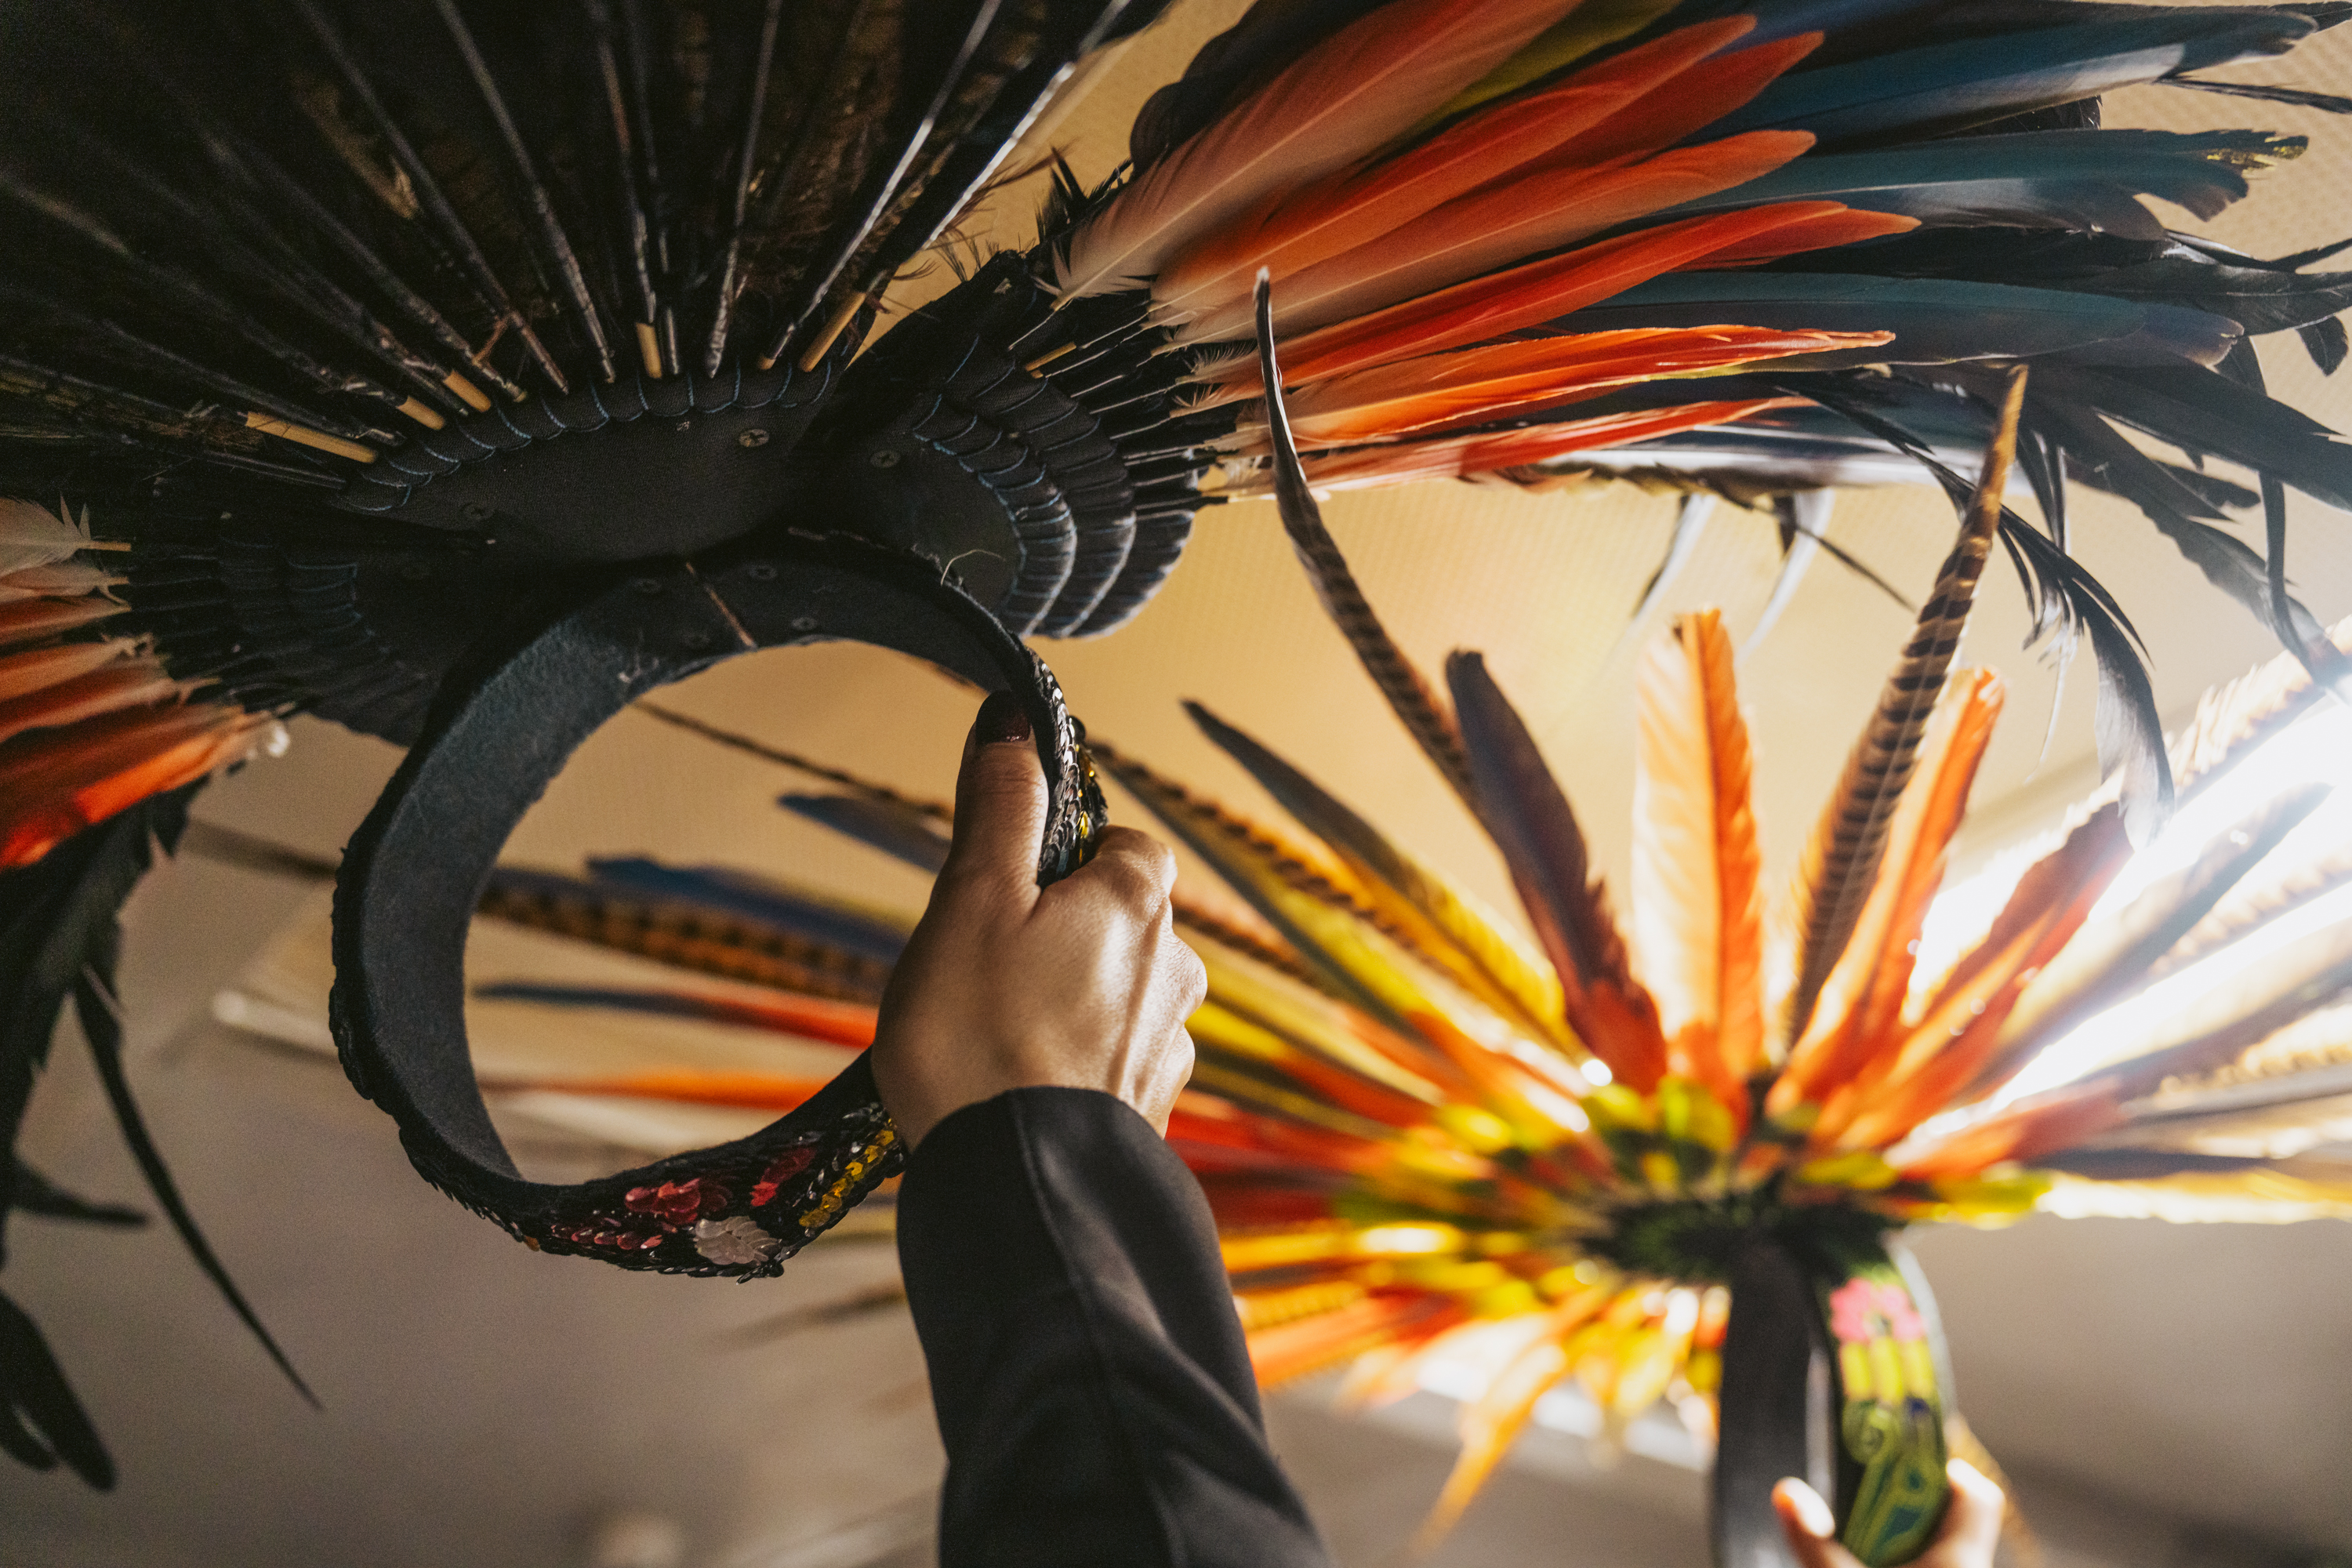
[975,691,1032,746]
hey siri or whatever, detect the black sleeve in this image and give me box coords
[896,1086,1336,1568]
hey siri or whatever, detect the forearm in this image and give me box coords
[898,1087,1333,1568]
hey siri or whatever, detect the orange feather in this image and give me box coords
[1509,32,1820,176]
[1291,398,1806,490]
[1892,1083,2125,1181]
[1247,1291,1465,1388]
[1152,16,1764,318]
[0,704,266,867]
[1823,806,2132,1148]
[1169,1091,1399,1179]
[0,596,129,650]
[1629,612,1764,1111]
[1180,129,1817,343]
[1057,0,1585,299]
[482,1069,833,1112]
[0,637,140,703]
[1205,203,1914,393]
[1771,670,2005,1116]
[0,660,185,748]
[1265,325,1888,445]
[1694,206,1929,267]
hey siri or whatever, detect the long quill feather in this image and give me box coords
[1782,365,2027,1045]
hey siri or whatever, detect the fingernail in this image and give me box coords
[975,691,1031,746]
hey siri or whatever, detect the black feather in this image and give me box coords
[2299,314,2350,372]
[71,967,317,1411]
[0,1287,113,1489]
[5,1163,143,1229]
[2168,73,2352,112]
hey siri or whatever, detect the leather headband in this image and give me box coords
[328,531,1104,1276]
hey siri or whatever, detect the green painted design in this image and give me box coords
[1815,1248,1949,1565]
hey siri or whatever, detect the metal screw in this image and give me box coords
[737,428,771,449]
[867,448,901,469]
[790,615,818,633]
[681,631,713,651]
[460,501,494,523]
[631,577,664,596]
[745,563,778,582]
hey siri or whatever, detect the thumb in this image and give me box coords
[1773,1479,1858,1568]
[940,691,1049,902]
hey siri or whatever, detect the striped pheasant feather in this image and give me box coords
[1782,365,2029,1044]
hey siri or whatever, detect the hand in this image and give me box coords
[1773,1459,2005,1568]
[871,691,1205,1147]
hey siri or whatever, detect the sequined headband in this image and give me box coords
[328,531,1105,1276]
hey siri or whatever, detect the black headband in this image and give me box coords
[328,530,1105,1276]
[1715,1236,1955,1567]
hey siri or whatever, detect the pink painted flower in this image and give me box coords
[1828,1279,1926,1345]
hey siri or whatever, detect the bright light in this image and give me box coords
[1581,1059,1613,1087]
[1972,696,2352,1104]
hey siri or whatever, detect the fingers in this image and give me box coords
[1083,826,1180,903]
[941,691,1050,902]
[1936,1458,2005,1564]
[1773,1479,1860,1568]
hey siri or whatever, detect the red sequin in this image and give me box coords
[624,1178,728,1227]
[750,1146,815,1207]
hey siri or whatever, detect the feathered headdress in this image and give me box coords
[445,342,2352,1563]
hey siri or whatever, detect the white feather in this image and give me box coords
[0,498,93,577]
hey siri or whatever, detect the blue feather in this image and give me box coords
[779,793,953,875]
[1658,129,2303,239]
[583,858,911,963]
[1712,12,2315,143]
[1552,272,2152,364]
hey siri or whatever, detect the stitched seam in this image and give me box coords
[1009,1094,1187,1568]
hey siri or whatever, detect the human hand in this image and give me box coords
[1773,1459,2005,1568]
[870,691,1205,1147]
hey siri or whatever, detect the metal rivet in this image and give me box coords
[737,428,771,448]
[867,448,900,469]
[460,502,494,523]
[745,563,778,582]
[790,616,818,633]
[682,631,713,651]
[631,578,664,596]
